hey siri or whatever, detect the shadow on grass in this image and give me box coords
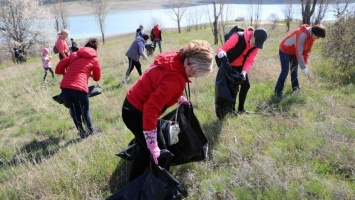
[107,158,132,194]
[255,91,307,116]
[104,83,122,92]
[0,136,82,169]
[202,119,223,158]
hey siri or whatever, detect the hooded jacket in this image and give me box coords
[41,53,52,68]
[55,47,101,93]
[279,24,315,69]
[125,36,147,61]
[216,27,259,72]
[126,51,189,131]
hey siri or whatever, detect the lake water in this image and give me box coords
[67,3,350,39]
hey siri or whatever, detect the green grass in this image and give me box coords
[0,23,354,199]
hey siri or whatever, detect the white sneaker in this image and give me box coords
[122,77,129,84]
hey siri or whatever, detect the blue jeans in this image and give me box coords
[61,88,93,133]
[275,50,299,95]
[153,39,162,53]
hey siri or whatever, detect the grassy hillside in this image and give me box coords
[0,23,354,199]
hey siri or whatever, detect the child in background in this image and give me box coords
[41,48,54,83]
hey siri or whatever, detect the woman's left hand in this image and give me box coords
[178,96,190,105]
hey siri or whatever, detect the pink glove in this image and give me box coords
[148,144,160,164]
[143,129,160,164]
[177,96,190,105]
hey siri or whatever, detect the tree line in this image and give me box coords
[0,0,354,82]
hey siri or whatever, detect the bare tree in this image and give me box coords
[247,4,254,27]
[219,3,236,42]
[210,0,224,45]
[254,0,263,28]
[300,0,318,24]
[0,0,53,58]
[192,7,206,30]
[52,0,68,33]
[169,0,188,33]
[268,13,280,30]
[312,0,330,24]
[330,0,351,18]
[283,0,294,32]
[92,0,110,45]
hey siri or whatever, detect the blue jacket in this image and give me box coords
[125,36,147,61]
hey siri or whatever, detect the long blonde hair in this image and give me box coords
[179,40,213,77]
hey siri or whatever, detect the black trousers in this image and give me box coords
[125,57,142,77]
[233,67,250,112]
[59,52,69,60]
[43,67,54,80]
[121,98,150,181]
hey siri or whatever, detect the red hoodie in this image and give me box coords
[126,51,190,131]
[55,47,101,93]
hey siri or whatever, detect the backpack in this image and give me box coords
[224,25,245,42]
[53,45,59,54]
[216,25,256,66]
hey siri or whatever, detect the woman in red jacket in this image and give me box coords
[151,23,162,53]
[55,38,102,139]
[275,24,325,99]
[122,40,213,181]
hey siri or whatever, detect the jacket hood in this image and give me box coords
[300,24,311,36]
[77,47,97,58]
[152,52,190,81]
[243,27,253,42]
[153,52,184,72]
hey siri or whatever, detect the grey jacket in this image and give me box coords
[125,36,147,61]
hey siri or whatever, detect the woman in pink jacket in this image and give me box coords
[55,38,101,139]
[55,29,70,60]
[216,27,267,118]
[122,40,213,181]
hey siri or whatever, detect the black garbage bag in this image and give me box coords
[107,151,187,200]
[215,57,245,119]
[159,103,208,166]
[116,140,140,161]
[117,103,208,167]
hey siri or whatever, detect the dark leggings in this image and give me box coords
[43,68,54,80]
[61,88,93,133]
[125,57,142,77]
[122,98,150,181]
[232,67,250,112]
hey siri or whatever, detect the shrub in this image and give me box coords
[321,12,355,84]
